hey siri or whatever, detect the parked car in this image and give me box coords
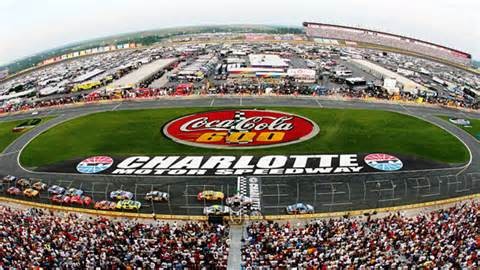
[32,181,48,191]
[23,188,39,198]
[110,190,134,200]
[144,191,169,202]
[65,188,84,196]
[70,195,93,207]
[2,175,17,183]
[48,185,66,195]
[197,190,224,201]
[286,203,314,215]
[16,178,31,188]
[6,187,21,196]
[50,195,71,204]
[94,200,117,210]
[116,200,141,210]
[226,194,253,208]
[203,205,232,216]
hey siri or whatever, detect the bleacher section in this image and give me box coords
[304,22,472,67]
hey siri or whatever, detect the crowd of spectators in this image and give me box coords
[1,80,478,115]
[305,24,471,66]
[0,206,229,269]
[242,201,480,269]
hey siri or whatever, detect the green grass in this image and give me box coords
[0,117,52,152]
[440,116,480,142]
[20,107,469,167]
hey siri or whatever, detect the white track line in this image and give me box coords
[111,103,122,111]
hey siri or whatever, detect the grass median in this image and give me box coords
[0,117,52,153]
[20,107,469,167]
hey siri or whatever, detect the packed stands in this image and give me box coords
[0,206,229,269]
[304,22,472,67]
[242,201,480,269]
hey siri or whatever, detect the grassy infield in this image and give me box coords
[440,116,480,141]
[17,107,471,168]
[0,118,51,153]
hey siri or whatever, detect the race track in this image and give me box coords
[1,96,479,216]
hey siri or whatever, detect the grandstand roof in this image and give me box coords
[109,58,177,88]
[349,59,428,94]
[303,22,471,59]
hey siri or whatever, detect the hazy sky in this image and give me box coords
[1,0,479,65]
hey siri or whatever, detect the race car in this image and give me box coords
[48,185,65,195]
[203,205,232,216]
[94,200,117,210]
[286,203,315,215]
[110,190,134,200]
[116,200,141,210]
[70,195,93,207]
[226,194,253,208]
[23,188,39,198]
[144,191,169,202]
[65,188,84,196]
[16,178,31,188]
[32,181,48,191]
[197,190,224,201]
[50,195,71,204]
[2,175,17,183]
[6,187,21,196]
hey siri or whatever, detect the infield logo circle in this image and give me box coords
[77,156,114,174]
[364,153,403,171]
[163,109,319,149]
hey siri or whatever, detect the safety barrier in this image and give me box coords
[0,196,207,221]
[1,193,478,222]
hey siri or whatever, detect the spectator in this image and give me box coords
[0,206,229,269]
[242,201,479,269]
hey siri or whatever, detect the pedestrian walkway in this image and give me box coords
[227,225,244,270]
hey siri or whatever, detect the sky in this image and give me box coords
[1,0,479,65]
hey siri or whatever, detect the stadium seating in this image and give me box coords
[304,23,472,66]
[0,206,229,269]
[241,201,479,269]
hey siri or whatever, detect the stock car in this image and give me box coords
[6,187,21,196]
[110,190,134,200]
[50,195,71,204]
[226,194,253,207]
[116,200,141,210]
[17,178,31,188]
[66,188,84,196]
[23,188,39,198]
[48,185,66,195]
[94,200,117,210]
[32,181,48,191]
[144,191,169,202]
[70,195,94,207]
[286,203,315,215]
[197,190,224,201]
[2,175,17,183]
[203,205,232,216]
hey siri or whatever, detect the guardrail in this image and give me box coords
[1,192,478,221]
[1,94,478,119]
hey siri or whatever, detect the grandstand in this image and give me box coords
[303,22,472,67]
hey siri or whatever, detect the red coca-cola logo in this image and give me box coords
[163,109,319,149]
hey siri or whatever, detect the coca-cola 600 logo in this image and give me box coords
[163,109,319,149]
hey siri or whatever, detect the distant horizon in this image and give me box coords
[1,0,478,66]
[2,22,479,69]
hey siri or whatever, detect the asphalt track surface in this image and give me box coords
[0,96,479,216]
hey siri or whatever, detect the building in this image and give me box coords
[349,59,430,95]
[249,54,289,69]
